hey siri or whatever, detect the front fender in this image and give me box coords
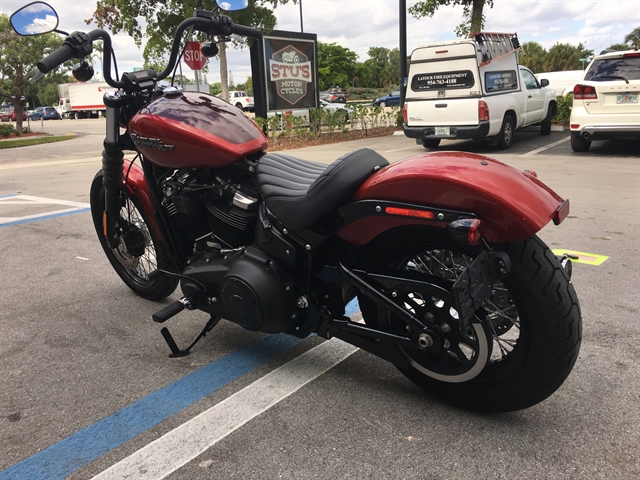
[338,151,567,244]
[122,159,161,239]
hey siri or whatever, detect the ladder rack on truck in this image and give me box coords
[470,32,521,67]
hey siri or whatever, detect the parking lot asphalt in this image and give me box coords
[0,119,639,479]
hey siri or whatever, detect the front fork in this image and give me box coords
[102,92,124,249]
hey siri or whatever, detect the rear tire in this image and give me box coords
[422,139,441,149]
[496,114,515,149]
[357,226,582,412]
[90,172,178,300]
[571,132,591,152]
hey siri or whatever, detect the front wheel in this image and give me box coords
[358,226,582,412]
[90,172,178,300]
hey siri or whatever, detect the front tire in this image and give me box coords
[540,104,555,135]
[90,172,178,300]
[358,226,581,412]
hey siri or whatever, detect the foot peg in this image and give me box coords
[152,297,192,323]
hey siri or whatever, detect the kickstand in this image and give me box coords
[160,316,221,357]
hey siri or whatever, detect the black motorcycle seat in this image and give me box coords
[256,148,389,232]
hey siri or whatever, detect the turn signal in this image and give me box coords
[448,218,484,245]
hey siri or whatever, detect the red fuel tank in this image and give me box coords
[129,91,267,169]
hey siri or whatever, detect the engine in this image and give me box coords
[161,168,259,249]
[159,167,301,334]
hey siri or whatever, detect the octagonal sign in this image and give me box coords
[269,45,312,105]
[184,42,207,70]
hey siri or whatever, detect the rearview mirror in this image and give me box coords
[10,1,59,36]
[216,0,249,12]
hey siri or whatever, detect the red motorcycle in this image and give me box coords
[12,1,581,412]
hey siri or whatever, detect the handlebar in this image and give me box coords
[35,13,261,91]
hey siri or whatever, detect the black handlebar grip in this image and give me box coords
[231,24,262,39]
[37,44,75,74]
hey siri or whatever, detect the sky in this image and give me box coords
[1,0,639,85]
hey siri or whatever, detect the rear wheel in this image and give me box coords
[571,132,591,152]
[358,226,581,412]
[90,172,178,300]
[496,114,515,149]
[422,138,441,149]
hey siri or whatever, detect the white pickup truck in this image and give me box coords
[218,91,254,111]
[403,32,557,149]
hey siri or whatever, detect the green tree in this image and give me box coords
[0,14,65,131]
[363,47,400,88]
[546,42,592,71]
[317,42,358,90]
[606,43,633,52]
[519,42,547,73]
[88,0,294,102]
[624,26,640,49]
[409,0,493,37]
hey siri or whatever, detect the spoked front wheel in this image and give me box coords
[90,172,178,300]
[358,226,582,412]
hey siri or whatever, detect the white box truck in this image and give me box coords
[57,82,112,119]
[403,32,557,149]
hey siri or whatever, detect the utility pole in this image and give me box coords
[299,0,304,33]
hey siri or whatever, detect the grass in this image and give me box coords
[0,134,77,149]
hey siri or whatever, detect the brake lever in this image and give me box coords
[29,70,45,84]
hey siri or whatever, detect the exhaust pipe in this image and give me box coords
[582,132,591,140]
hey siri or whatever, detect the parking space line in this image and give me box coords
[521,136,570,156]
[92,339,358,480]
[0,334,304,480]
[0,195,90,227]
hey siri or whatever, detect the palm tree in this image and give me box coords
[624,27,640,49]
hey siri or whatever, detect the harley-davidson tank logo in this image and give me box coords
[269,45,312,105]
[131,133,175,151]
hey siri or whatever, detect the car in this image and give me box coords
[0,106,27,122]
[373,90,400,107]
[320,91,347,103]
[319,99,352,120]
[570,50,640,152]
[29,106,61,120]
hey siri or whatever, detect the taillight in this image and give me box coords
[402,103,408,123]
[478,100,489,122]
[574,84,597,100]
[447,218,484,246]
[622,52,640,58]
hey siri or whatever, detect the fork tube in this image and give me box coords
[102,92,124,248]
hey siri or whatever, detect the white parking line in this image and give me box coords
[0,195,90,226]
[91,339,358,480]
[521,136,570,156]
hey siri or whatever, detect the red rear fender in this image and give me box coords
[338,151,567,245]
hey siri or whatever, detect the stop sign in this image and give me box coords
[184,42,207,70]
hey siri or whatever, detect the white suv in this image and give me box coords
[570,50,640,152]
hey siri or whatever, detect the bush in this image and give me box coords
[552,94,573,125]
[0,124,15,138]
